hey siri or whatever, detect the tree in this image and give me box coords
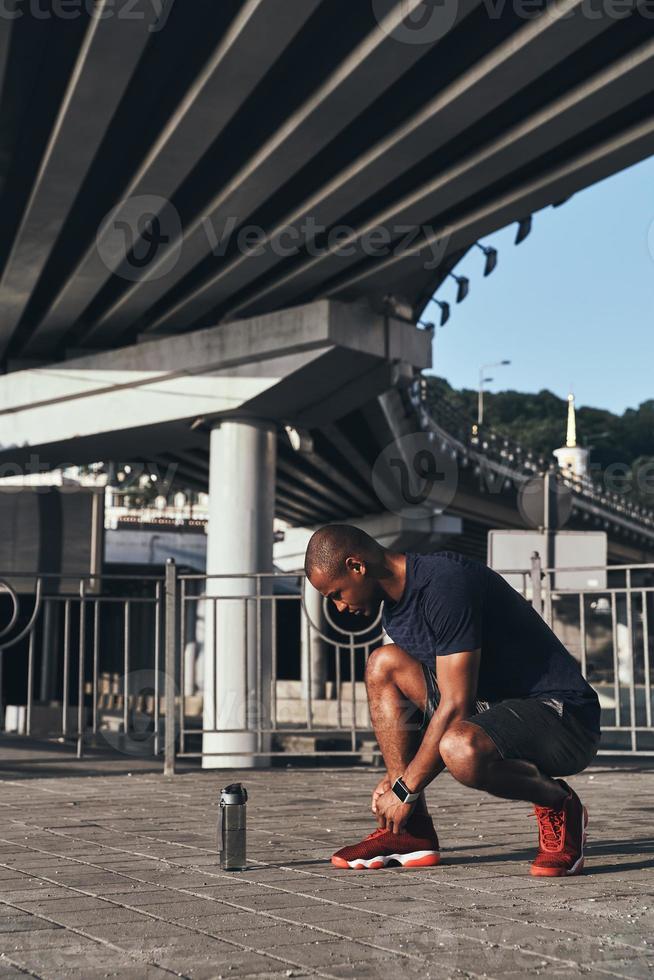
[423,376,654,505]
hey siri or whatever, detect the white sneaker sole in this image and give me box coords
[332,849,440,870]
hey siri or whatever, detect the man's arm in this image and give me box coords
[374,648,482,832]
[402,647,481,794]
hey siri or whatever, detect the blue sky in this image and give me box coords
[423,153,654,417]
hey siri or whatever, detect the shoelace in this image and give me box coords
[364,827,389,841]
[530,807,565,851]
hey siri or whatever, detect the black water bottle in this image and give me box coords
[219,783,248,871]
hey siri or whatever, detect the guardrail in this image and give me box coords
[1,555,653,769]
[498,554,654,756]
[0,571,163,760]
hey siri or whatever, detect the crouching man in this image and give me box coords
[304,524,601,876]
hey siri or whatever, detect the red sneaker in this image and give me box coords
[530,779,588,877]
[331,814,440,870]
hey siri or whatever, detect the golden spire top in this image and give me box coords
[565,392,577,448]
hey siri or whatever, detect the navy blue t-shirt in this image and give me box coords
[382,551,600,734]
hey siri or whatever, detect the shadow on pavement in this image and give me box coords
[0,735,170,778]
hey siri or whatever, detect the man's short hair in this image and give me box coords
[304,524,382,580]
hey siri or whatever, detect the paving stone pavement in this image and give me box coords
[0,746,653,980]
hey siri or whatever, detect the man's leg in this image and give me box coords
[439,720,568,808]
[365,644,435,818]
[329,643,441,869]
[439,718,591,877]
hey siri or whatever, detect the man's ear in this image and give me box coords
[345,556,366,575]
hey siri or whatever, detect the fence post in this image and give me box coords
[164,559,178,776]
[530,551,543,618]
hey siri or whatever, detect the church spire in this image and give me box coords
[553,389,589,479]
[565,392,577,448]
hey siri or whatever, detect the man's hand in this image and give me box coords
[374,788,415,834]
[371,775,391,816]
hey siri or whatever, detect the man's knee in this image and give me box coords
[440,722,499,788]
[365,644,404,688]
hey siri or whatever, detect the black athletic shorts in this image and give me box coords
[419,664,601,778]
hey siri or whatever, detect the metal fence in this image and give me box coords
[0,570,163,760]
[520,554,654,757]
[1,554,653,770]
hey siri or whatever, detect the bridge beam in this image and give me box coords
[274,512,463,572]
[0,299,431,468]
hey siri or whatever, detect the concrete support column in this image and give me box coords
[202,419,276,769]
[616,595,633,688]
[300,582,328,702]
[38,600,59,702]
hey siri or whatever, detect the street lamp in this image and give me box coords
[434,300,450,326]
[515,216,532,245]
[478,360,511,426]
[474,242,498,277]
[449,272,469,303]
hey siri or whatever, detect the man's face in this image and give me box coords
[310,558,382,618]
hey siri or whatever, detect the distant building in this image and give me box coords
[553,392,590,479]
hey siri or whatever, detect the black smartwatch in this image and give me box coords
[391,776,420,805]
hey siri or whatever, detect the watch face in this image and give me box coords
[393,778,408,803]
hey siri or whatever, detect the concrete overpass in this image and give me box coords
[0,0,653,363]
[106,378,654,568]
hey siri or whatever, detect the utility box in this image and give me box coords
[488,530,608,596]
[0,487,104,594]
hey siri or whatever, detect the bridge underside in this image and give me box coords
[156,386,654,566]
[0,0,653,371]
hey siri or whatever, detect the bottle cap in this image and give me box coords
[220,783,248,805]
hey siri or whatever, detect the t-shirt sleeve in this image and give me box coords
[423,564,485,655]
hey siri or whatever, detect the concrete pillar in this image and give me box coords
[38,600,59,702]
[202,419,276,768]
[300,581,328,701]
[182,578,200,698]
[616,596,633,688]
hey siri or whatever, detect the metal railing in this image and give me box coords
[1,556,653,769]
[164,564,384,773]
[410,381,654,536]
[500,554,654,756]
[0,571,163,759]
